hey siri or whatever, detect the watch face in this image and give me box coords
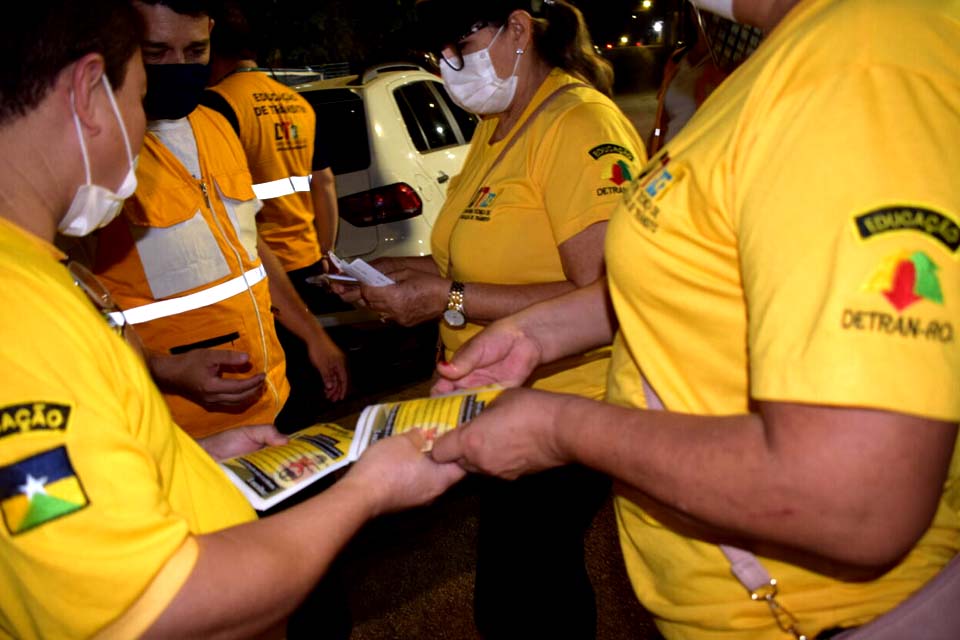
[443,309,466,328]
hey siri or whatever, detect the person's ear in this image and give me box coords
[507,10,533,50]
[208,16,215,35]
[69,52,107,136]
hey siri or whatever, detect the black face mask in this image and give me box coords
[143,63,211,120]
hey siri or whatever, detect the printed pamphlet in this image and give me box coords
[220,387,501,510]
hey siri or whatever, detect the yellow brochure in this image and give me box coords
[220,386,501,510]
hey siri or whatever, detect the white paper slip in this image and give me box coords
[328,251,395,287]
[326,274,359,282]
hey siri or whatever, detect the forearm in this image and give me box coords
[459,280,577,323]
[258,238,324,341]
[310,169,338,253]
[555,396,953,568]
[146,352,185,394]
[144,477,377,639]
[511,280,616,363]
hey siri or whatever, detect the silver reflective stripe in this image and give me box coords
[108,265,267,326]
[251,174,311,200]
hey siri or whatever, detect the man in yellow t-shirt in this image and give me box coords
[0,5,463,637]
[431,0,959,638]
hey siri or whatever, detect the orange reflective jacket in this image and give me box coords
[94,107,289,437]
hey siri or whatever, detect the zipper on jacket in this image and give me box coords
[200,177,281,413]
[199,180,213,211]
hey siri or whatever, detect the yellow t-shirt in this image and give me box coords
[605,0,960,637]
[0,219,256,639]
[209,71,322,272]
[432,69,646,398]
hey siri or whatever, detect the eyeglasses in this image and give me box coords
[66,260,150,360]
[66,261,127,332]
[438,20,492,71]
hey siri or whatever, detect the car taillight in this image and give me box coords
[338,182,423,227]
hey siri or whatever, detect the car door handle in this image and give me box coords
[437,171,449,184]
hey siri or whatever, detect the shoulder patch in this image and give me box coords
[853,206,960,256]
[0,446,89,535]
[0,402,71,440]
[588,144,634,162]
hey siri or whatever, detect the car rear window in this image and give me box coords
[300,88,371,175]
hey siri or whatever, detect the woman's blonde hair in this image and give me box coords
[528,0,614,96]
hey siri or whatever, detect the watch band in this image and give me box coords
[443,281,466,328]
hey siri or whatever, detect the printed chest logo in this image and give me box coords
[0,446,89,535]
[841,250,953,343]
[0,402,71,440]
[460,186,497,222]
[625,153,680,233]
[250,91,309,152]
[853,206,960,257]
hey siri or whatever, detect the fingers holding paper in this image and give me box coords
[345,429,465,516]
[430,388,571,480]
[359,269,449,327]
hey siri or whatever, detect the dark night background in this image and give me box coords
[226,0,683,71]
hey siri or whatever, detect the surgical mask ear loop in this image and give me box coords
[70,91,93,187]
[100,75,134,169]
[70,74,135,185]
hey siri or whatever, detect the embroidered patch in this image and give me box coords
[607,160,632,186]
[862,250,944,312]
[0,446,89,535]
[625,153,683,234]
[460,186,497,222]
[0,402,72,440]
[588,143,635,162]
[853,206,960,256]
[467,186,497,209]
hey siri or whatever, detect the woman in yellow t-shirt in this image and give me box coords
[334,0,645,636]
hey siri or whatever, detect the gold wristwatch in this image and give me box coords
[443,281,466,328]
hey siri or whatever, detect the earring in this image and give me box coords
[516,48,525,54]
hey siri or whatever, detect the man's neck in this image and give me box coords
[209,58,259,85]
[0,128,66,243]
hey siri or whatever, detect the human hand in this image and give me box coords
[149,349,266,408]
[367,256,412,277]
[431,319,542,395]
[343,430,465,516]
[306,327,348,401]
[430,388,570,480]
[329,279,363,304]
[359,269,448,326]
[197,424,289,462]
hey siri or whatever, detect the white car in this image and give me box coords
[296,64,477,261]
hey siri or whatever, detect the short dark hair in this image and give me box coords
[134,0,212,18]
[210,1,258,61]
[1,0,144,127]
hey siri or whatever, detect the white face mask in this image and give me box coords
[690,0,736,21]
[441,25,524,115]
[59,75,138,237]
